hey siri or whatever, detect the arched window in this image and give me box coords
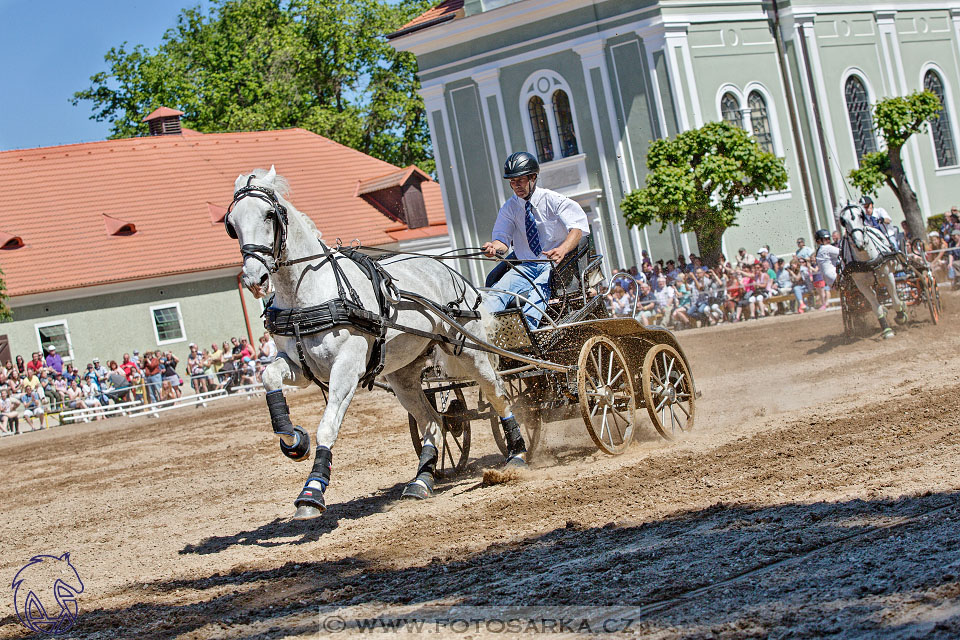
[923,70,958,168]
[747,91,774,154]
[520,70,580,164]
[844,75,877,162]
[527,96,554,163]
[721,92,742,128]
[552,90,579,158]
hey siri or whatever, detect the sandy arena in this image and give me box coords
[2,294,959,639]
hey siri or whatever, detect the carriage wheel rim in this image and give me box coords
[578,336,635,454]
[642,344,695,440]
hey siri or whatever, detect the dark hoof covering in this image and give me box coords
[291,504,325,520]
[895,311,908,325]
[280,426,311,462]
[401,478,433,500]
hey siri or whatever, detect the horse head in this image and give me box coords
[226,166,290,298]
[838,203,868,251]
[12,553,85,635]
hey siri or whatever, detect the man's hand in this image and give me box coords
[543,246,568,264]
[483,240,508,257]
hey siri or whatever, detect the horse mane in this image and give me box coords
[243,168,322,240]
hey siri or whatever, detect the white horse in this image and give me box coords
[225,167,527,519]
[837,203,908,339]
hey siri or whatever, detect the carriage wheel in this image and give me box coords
[408,390,471,476]
[490,381,543,461]
[641,344,696,441]
[925,273,941,325]
[577,336,636,455]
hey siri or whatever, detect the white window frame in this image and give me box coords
[919,62,960,174]
[714,83,791,204]
[34,319,75,362]
[519,69,581,164]
[149,302,187,346]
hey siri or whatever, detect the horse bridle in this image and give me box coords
[840,204,867,247]
[224,174,289,273]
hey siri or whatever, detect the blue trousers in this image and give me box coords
[485,260,552,327]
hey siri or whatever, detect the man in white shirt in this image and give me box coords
[482,151,590,327]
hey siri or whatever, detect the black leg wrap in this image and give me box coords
[402,444,437,500]
[879,316,891,330]
[501,415,527,458]
[267,391,311,461]
[266,390,294,436]
[295,447,332,510]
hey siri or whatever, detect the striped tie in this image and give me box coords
[524,200,542,256]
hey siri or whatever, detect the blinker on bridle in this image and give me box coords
[224,174,289,273]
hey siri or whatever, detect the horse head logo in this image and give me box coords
[12,553,84,636]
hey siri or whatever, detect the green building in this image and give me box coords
[389,0,960,273]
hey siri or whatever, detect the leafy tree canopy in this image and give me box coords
[0,266,11,322]
[72,0,434,172]
[621,121,788,265]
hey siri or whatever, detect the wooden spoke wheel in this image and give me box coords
[408,388,471,476]
[925,272,941,325]
[641,343,696,441]
[491,379,543,461]
[577,336,636,455]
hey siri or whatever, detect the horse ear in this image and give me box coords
[265,165,277,183]
[235,174,246,190]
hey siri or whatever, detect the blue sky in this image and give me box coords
[0,1,203,151]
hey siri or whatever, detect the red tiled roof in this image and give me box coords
[387,222,449,242]
[102,213,137,235]
[0,128,447,297]
[393,0,463,35]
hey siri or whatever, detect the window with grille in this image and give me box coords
[923,70,957,168]
[527,96,554,162]
[35,321,74,362]
[150,303,186,345]
[844,75,877,162]
[552,90,579,158]
[747,91,775,154]
[721,92,742,128]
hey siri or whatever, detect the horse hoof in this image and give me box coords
[882,329,895,339]
[280,426,311,462]
[291,504,325,520]
[504,454,528,469]
[401,478,433,500]
[895,312,908,326]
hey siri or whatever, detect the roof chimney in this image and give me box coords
[142,107,184,136]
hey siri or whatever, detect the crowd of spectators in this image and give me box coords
[0,332,279,435]
[603,206,960,329]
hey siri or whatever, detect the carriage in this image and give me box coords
[837,238,942,339]
[406,240,698,475]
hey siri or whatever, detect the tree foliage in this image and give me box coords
[0,265,11,322]
[72,0,434,172]
[621,121,788,266]
[848,91,942,239]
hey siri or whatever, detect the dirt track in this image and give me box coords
[2,294,960,639]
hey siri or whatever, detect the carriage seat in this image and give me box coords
[484,236,598,307]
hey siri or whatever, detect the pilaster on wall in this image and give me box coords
[419,82,481,283]
[642,23,698,256]
[472,68,510,203]
[573,39,628,269]
[875,10,932,218]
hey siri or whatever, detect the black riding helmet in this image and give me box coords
[503,151,539,179]
[815,229,831,241]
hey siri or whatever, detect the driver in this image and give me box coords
[859,196,900,251]
[482,151,590,327]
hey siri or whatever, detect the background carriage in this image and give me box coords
[838,238,941,339]
[407,241,697,474]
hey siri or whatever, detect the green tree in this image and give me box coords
[72,0,434,172]
[0,265,11,322]
[848,91,942,241]
[621,121,788,267]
